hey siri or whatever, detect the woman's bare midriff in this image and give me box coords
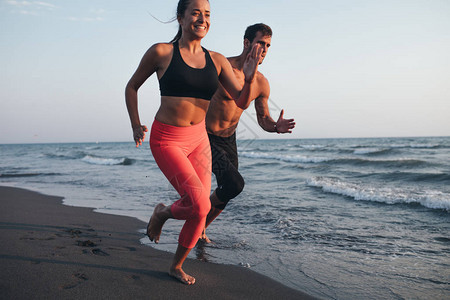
[155,96,210,126]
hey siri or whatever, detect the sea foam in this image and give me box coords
[81,155,133,166]
[240,151,330,163]
[307,176,450,211]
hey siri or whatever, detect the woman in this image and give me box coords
[125,0,261,285]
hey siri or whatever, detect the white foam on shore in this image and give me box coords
[353,148,389,155]
[81,155,128,165]
[307,176,450,211]
[240,151,330,163]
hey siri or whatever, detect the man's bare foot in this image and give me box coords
[146,203,168,243]
[199,228,211,243]
[169,268,196,285]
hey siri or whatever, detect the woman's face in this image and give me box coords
[179,0,210,40]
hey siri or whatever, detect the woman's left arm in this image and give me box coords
[214,44,262,109]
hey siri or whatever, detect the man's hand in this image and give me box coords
[275,109,295,133]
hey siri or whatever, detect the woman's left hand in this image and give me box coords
[243,44,263,83]
[133,125,148,147]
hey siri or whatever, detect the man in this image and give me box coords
[202,23,295,241]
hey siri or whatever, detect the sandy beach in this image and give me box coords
[0,186,316,299]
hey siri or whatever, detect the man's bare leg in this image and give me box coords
[169,244,196,285]
[146,203,172,243]
[200,191,224,243]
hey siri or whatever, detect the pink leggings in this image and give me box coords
[150,119,211,249]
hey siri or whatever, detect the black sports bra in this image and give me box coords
[159,41,219,101]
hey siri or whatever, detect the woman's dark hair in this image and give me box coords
[244,23,272,43]
[170,0,210,43]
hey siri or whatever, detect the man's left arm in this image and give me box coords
[254,78,295,134]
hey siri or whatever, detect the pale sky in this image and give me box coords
[1,0,449,144]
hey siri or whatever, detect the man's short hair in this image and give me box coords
[244,23,272,43]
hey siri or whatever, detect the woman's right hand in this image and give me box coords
[133,125,148,147]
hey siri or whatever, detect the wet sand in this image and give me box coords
[0,186,317,299]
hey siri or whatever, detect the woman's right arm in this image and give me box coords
[125,44,166,147]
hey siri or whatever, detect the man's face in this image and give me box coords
[250,31,272,65]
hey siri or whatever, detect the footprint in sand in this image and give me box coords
[60,272,88,290]
[106,246,137,252]
[91,248,109,256]
[77,240,96,247]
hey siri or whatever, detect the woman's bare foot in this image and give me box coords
[169,267,196,285]
[146,203,169,243]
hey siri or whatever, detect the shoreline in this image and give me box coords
[0,186,317,299]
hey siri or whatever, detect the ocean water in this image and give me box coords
[1,136,449,299]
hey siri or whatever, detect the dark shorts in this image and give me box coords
[208,133,245,209]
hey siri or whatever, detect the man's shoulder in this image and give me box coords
[256,70,267,80]
[251,71,269,100]
[256,71,270,88]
